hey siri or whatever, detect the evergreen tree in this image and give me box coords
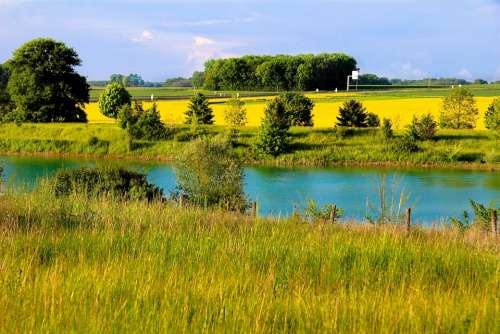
[256,98,291,156]
[185,93,214,124]
[336,100,368,127]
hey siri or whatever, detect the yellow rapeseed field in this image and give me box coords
[85,96,496,130]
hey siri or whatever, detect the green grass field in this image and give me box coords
[0,185,498,333]
[0,123,497,169]
[89,84,500,100]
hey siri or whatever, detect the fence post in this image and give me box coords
[329,204,337,224]
[178,193,184,208]
[492,210,497,237]
[252,202,257,218]
[405,208,411,233]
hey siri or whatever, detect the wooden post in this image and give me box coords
[329,204,337,224]
[178,193,184,208]
[492,210,497,237]
[405,208,411,233]
[252,202,257,218]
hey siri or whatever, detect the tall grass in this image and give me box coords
[0,185,498,333]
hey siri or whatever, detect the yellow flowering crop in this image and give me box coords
[85,96,496,130]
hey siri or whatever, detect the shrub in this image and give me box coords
[336,100,368,127]
[366,112,380,127]
[279,92,314,126]
[224,96,247,126]
[484,98,500,131]
[98,82,131,119]
[390,137,420,154]
[52,167,163,201]
[440,88,478,129]
[303,200,343,223]
[407,113,437,140]
[185,93,213,124]
[174,138,247,211]
[381,118,393,139]
[256,98,291,156]
[335,126,355,139]
[118,102,168,140]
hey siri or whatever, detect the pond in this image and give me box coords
[1,155,498,223]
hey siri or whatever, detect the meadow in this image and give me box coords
[0,185,498,333]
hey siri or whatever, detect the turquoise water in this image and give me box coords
[1,156,498,222]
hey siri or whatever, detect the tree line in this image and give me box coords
[199,53,358,91]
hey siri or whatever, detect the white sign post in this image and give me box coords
[347,70,360,92]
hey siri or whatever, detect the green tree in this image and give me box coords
[185,93,213,124]
[224,96,247,126]
[381,118,393,139]
[0,64,14,119]
[256,98,291,156]
[440,88,479,129]
[279,92,314,126]
[366,113,381,127]
[174,138,247,211]
[485,98,500,131]
[98,82,131,119]
[336,100,368,127]
[6,38,89,122]
[191,71,205,88]
[127,103,167,140]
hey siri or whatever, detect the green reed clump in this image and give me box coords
[0,185,498,333]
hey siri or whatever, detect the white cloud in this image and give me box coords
[131,30,154,42]
[456,68,473,80]
[398,62,427,79]
[193,36,214,47]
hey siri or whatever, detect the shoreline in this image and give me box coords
[0,150,498,172]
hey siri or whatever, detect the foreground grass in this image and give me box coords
[0,123,498,169]
[0,187,498,333]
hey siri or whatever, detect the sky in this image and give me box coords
[0,0,499,82]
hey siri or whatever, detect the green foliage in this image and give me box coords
[201,53,357,91]
[450,200,497,232]
[52,167,163,201]
[382,118,394,139]
[407,114,437,140]
[484,98,500,131]
[440,88,479,129]
[191,71,205,88]
[366,112,380,127]
[224,96,247,126]
[185,93,214,124]
[303,200,343,222]
[164,77,192,88]
[174,137,247,211]
[98,82,131,119]
[279,92,314,126]
[390,137,420,154]
[5,38,89,123]
[0,63,14,120]
[118,101,168,140]
[256,98,291,156]
[336,100,368,127]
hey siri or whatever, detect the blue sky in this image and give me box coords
[0,0,499,81]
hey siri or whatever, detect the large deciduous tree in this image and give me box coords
[6,38,89,122]
[0,64,14,119]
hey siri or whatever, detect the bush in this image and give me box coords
[407,113,437,140]
[381,118,393,139]
[185,93,214,124]
[52,167,163,201]
[118,102,168,140]
[390,137,420,154]
[335,126,355,139]
[98,82,131,119]
[336,100,368,127]
[440,88,478,129]
[279,92,314,126]
[224,96,247,126]
[485,98,500,131]
[256,98,291,156]
[174,138,247,211]
[366,112,380,127]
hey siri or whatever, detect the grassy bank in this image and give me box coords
[0,123,498,169]
[0,186,498,332]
